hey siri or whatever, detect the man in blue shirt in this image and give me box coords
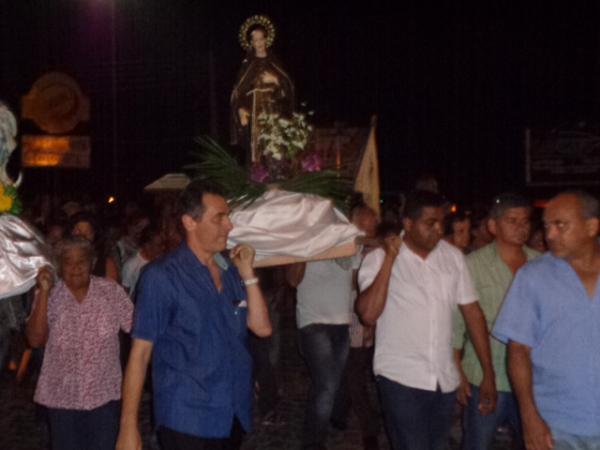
[494,190,600,450]
[116,180,272,450]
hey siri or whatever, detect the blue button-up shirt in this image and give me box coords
[132,244,252,438]
[493,253,600,437]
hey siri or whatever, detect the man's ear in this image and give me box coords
[487,217,498,237]
[585,217,599,238]
[181,214,196,232]
[402,217,413,233]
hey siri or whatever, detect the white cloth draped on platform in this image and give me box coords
[0,214,53,300]
[227,190,361,265]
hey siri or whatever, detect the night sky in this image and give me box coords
[2,1,600,207]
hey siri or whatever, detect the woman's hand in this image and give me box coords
[36,267,54,293]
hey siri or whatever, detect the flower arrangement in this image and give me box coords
[186,135,351,210]
[253,111,325,182]
[258,112,312,161]
[0,183,22,215]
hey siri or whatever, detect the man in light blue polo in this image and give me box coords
[494,190,600,450]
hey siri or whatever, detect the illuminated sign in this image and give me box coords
[21,135,91,168]
[22,72,90,134]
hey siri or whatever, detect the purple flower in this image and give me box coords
[250,163,270,183]
[301,153,322,172]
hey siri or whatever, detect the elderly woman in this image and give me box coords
[26,236,133,450]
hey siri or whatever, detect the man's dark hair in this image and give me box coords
[67,211,98,237]
[178,179,225,220]
[444,210,470,236]
[402,190,445,221]
[139,225,163,247]
[349,202,376,221]
[489,193,531,219]
[377,221,402,239]
[556,190,600,219]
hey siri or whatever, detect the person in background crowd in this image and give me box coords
[526,225,547,253]
[68,212,120,282]
[26,237,133,450]
[121,226,165,298]
[470,209,494,252]
[331,203,382,450]
[116,212,150,271]
[454,193,539,449]
[494,190,600,450]
[44,220,65,250]
[445,211,472,253]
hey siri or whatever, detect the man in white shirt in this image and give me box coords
[121,227,165,297]
[356,190,496,450]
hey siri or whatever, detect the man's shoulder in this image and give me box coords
[435,239,467,266]
[466,242,496,266]
[524,245,542,260]
[137,247,187,287]
[520,251,554,275]
[360,247,385,268]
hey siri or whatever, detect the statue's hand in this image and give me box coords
[261,71,279,85]
[238,108,250,126]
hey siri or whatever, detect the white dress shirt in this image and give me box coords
[358,239,477,393]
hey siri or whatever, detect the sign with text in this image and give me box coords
[525,128,600,186]
[21,135,91,168]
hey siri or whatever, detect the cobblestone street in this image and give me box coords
[0,304,513,450]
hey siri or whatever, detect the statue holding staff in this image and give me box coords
[230,15,295,164]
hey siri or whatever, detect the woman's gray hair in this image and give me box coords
[54,236,96,272]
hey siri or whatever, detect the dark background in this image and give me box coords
[2,1,600,207]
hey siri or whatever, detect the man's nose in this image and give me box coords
[224,217,234,231]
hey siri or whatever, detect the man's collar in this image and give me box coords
[179,242,229,270]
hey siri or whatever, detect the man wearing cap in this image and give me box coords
[454,193,539,449]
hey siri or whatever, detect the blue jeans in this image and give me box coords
[377,376,456,450]
[552,430,600,450]
[47,400,120,450]
[298,323,349,448]
[462,385,523,450]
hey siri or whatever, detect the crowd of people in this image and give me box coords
[1,180,600,450]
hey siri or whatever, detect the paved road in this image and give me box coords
[0,304,514,450]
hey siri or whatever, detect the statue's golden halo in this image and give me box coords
[239,15,276,51]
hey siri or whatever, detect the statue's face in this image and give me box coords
[250,29,267,54]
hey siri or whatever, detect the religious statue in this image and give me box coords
[230,15,295,165]
[0,101,52,300]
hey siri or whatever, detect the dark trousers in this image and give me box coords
[298,323,350,449]
[248,333,279,416]
[331,346,380,438]
[47,400,120,450]
[377,376,456,450]
[157,418,244,450]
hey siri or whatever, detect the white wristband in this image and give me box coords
[243,277,259,286]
